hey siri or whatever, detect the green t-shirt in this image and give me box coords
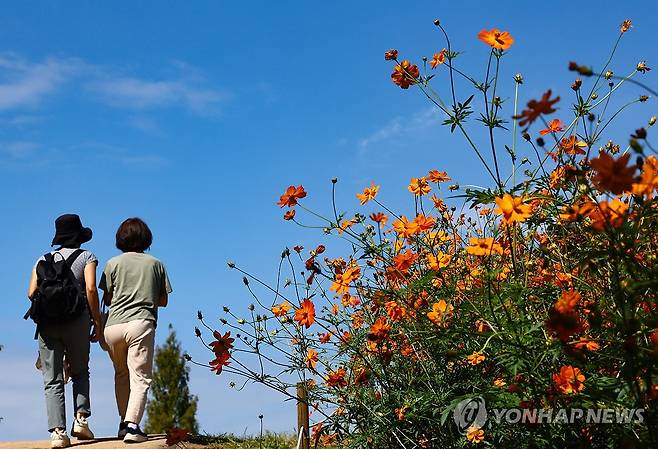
[99,252,172,327]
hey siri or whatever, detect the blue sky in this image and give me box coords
[0,0,656,441]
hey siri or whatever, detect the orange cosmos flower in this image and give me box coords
[467,352,485,366]
[408,177,431,196]
[210,331,234,363]
[337,217,358,235]
[165,428,189,447]
[318,332,331,344]
[426,252,451,271]
[277,185,307,208]
[283,209,296,221]
[513,90,560,127]
[494,193,532,224]
[385,301,407,321]
[392,215,419,238]
[559,135,587,156]
[553,365,586,394]
[430,49,446,69]
[431,195,447,211]
[466,426,485,444]
[392,250,418,273]
[427,300,453,325]
[325,367,348,388]
[391,60,419,89]
[384,49,398,60]
[370,212,388,225]
[306,349,319,369]
[330,263,361,294]
[272,301,291,317]
[413,214,436,232]
[356,182,380,205]
[210,353,230,375]
[632,155,658,199]
[466,237,503,256]
[475,320,492,333]
[539,118,564,135]
[395,405,409,421]
[588,199,629,231]
[493,378,506,388]
[555,290,581,314]
[427,169,451,183]
[559,201,595,222]
[294,299,316,328]
[590,152,637,194]
[331,303,340,315]
[367,317,391,342]
[478,28,514,50]
[573,338,600,351]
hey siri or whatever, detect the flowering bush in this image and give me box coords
[193,18,658,448]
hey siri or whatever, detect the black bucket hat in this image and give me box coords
[52,214,93,247]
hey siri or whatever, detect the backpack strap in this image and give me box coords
[65,249,85,267]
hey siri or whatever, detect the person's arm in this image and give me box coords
[84,262,103,343]
[102,291,113,307]
[27,268,38,299]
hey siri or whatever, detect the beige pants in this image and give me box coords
[104,319,155,425]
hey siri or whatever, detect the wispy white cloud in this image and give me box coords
[0,54,226,120]
[87,70,226,116]
[357,107,438,152]
[0,141,40,158]
[125,114,165,136]
[0,54,82,111]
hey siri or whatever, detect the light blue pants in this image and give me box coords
[37,311,91,431]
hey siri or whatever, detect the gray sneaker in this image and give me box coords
[50,428,71,448]
[71,415,95,440]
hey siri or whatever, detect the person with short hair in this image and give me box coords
[100,217,172,443]
[27,214,103,448]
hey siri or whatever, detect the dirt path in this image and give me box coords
[0,435,207,449]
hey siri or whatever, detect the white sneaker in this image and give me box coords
[50,428,71,448]
[71,415,95,440]
[123,424,148,443]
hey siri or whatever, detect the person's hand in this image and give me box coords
[90,319,102,342]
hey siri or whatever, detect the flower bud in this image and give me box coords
[571,79,582,91]
[604,70,613,79]
[194,327,201,337]
[514,73,523,84]
[649,116,656,126]
[636,61,650,73]
[433,19,441,26]
[197,310,203,320]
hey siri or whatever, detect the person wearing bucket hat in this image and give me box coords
[51,214,94,248]
[27,214,104,448]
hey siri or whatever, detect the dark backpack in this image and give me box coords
[24,249,87,337]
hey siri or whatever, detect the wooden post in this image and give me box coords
[297,382,310,449]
